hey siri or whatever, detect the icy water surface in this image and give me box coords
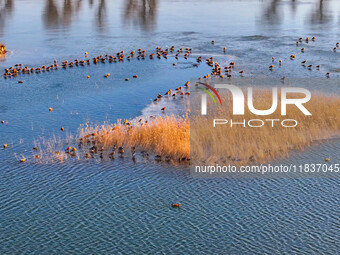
[0,0,340,254]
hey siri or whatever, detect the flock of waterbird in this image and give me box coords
[1,36,339,163]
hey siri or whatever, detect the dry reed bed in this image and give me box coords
[78,115,190,160]
[191,90,340,164]
[39,90,340,164]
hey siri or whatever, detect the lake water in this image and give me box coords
[0,0,340,254]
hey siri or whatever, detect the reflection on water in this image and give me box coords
[43,0,107,29]
[123,0,158,30]
[0,0,14,32]
[262,0,333,25]
[310,0,331,24]
[96,0,106,30]
[41,0,158,31]
[263,0,283,24]
[2,0,338,34]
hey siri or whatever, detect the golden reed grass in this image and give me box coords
[37,89,340,164]
[78,115,190,160]
[191,90,340,164]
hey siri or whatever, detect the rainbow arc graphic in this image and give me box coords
[197,82,223,106]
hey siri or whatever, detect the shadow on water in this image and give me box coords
[123,0,158,31]
[261,0,333,25]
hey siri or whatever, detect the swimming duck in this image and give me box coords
[326,72,330,78]
[1,120,4,124]
[118,147,125,154]
[161,107,166,112]
[301,48,305,53]
[325,157,330,162]
[301,60,307,65]
[49,108,53,112]
[3,144,7,148]
[172,203,181,208]
[20,158,26,163]
[87,76,90,79]
[133,75,138,78]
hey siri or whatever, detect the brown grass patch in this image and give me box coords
[78,115,190,160]
[191,90,340,164]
